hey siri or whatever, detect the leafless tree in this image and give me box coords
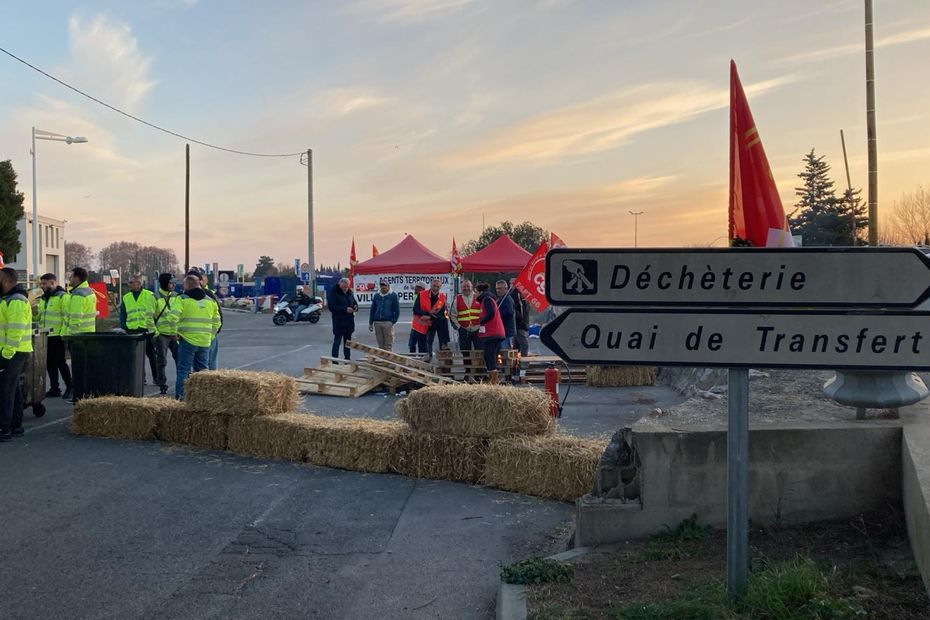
[64,241,95,272]
[889,185,930,245]
[98,242,179,281]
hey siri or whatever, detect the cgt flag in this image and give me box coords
[451,238,463,275]
[729,60,794,248]
[516,231,566,313]
[349,238,358,287]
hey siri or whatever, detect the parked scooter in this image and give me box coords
[273,293,323,325]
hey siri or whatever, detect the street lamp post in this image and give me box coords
[31,127,87,286]
[629,211,644,248]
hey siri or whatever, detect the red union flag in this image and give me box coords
[349,238,358,287]
[515,241,550,312]
[450,237,463,275]
[372,244,379,257]
[729,60,794,247]
[550,232,566,249]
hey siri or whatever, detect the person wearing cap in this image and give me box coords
[412,278,449,359]
[408,282,426,353]
[153,273,179,396]
[187,268,223,370]
[36,272,72,399]
[171,274,221,400]
[369,279,399,350]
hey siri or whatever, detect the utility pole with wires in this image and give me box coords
[629,211,644,248]
[840,129,857,246]
[865,0,878,245]
[300,149,315,294]
[184,143,190,273]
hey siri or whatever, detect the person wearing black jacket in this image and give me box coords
[328,278,359,359]
[188,268,223,370]
[509,279,530,356]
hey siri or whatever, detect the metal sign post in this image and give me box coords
[727,367,749,597]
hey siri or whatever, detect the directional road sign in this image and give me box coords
[540,309,930,370]
[546,247,930,308]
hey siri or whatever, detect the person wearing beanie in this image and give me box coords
[153,273,179,395]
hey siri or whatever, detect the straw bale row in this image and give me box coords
[396,384,553,438]
[585,365,657,387]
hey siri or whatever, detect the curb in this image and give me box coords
[496,547,592,620]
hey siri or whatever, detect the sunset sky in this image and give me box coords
[1,0,929,270]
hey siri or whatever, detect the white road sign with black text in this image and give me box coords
[546,247,930,308]
[540,309,930,370]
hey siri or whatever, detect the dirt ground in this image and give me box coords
[641,368,901,429]
[527,509,929,619]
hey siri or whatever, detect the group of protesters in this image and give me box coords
[326,276,530,373]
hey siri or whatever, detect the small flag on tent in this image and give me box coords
[451,238,463,275]
[728,60,794,247]
[372,245,379,258]
[550,232,566,249]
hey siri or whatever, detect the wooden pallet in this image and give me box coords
[348,341,456,386]
[297,357,391,397]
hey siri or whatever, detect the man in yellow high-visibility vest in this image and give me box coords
[153,272,179,396]
[0,268,34,441]
[36,273,72,399]
[170,274,220,400]
[64,267,97,336]
[120,274,159,390]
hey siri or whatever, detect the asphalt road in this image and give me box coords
[0,309,685,619]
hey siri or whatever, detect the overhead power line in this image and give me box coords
[0,45,306,158]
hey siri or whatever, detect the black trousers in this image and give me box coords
[332,329,353,359]
[480,338,503,372]
[128,329,159,383]
[426,319,450,355]
[46,335,72,392]
[0,353,27,433]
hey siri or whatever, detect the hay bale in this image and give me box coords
[585,366,657,387]
[302,416,406,473]
[396,384,553,438]
[184,370,299,417]
[392,432,487,483]
[228,413,312,462]
[484,435,607,502]
[226,413,486,482]
[157,408,230,451]
[71,396,185,440]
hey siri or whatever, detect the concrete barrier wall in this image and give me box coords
[902,408,930,597]
[577,421,902,546]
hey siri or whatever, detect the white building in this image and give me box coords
[5,214,66,283]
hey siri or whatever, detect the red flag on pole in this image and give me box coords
[450,238,463,275]
[349,238,358,287]
[515,241,551,313]
[729,60,794,247]
[549,232,566,249]
[372,245,379,257]
[0,251,5,268]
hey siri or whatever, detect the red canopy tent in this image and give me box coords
[460,234,532,272]
[354,235,449,274]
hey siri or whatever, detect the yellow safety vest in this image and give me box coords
[154,289,179,336]
[38,290,68,336]
[171,293,220,348]
[1,292,34,359]
[123,289,156,333]
[64,282,97,335]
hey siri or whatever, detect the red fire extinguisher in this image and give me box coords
[544,363,561,418]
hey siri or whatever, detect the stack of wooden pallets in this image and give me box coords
[296,341,457,398]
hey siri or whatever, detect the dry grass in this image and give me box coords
[156,408,230,451]
[184,370,299,417]
[396,384,553,438]
[484,435,607,502]
[70,396,185,440]
[586,365,657,387]
[227,413,310,461]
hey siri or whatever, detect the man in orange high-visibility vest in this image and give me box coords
[412,278,449,358]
